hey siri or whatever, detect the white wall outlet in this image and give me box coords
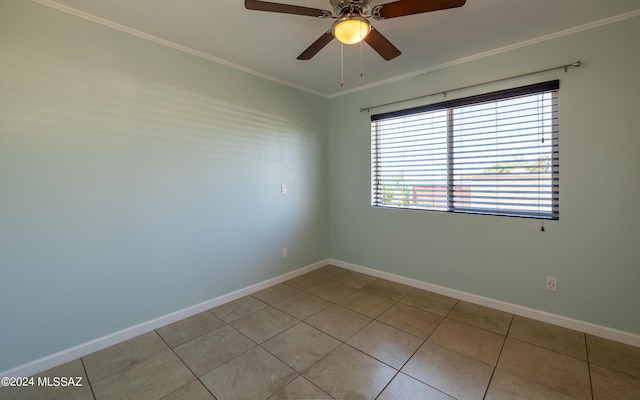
[282,248,288,258]
[281,184,287,195]
[546,276,557,292]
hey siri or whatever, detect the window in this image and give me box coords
[371,80,559,219]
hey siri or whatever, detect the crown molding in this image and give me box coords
[330,8,640,98]
[32,1,640,99]
[32,0,330,98]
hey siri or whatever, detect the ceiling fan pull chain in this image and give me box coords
[360,24,364,77]
[360,42,364,77]
[340,42,345,88]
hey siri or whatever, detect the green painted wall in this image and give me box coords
[0,0,328,372]
[2,0,639,375]
[329,16,640,334]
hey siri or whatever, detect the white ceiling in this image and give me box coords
[37,0,640,97]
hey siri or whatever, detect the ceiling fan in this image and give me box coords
[245,0,466,61]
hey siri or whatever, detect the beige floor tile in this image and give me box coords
[587,335,640,379]
[83,331,168,382]
[263,322,341,372]
[591,363,640,400]
[346,320,423,369]
[156,311,225,348]
[338,291,395,318]
[200,347,297,400]
[23,269,640,400]
[0,380,94,400]
[485,369,578,400]
[377,302,443,339]
[306,280,357,302]
[161,380,215,400]
[509,316,586,360]
[173,325,255,377]
[268,376,334,400]
[252,283,300,305]
[211,296,267,323]
[230,306,299,343]
[402,342,493,400]
[303,344,396,400]
[360,279,413,301]
[57,385,95,400]
[401,289,459,316]
[0,359,90,400]
[309,265,348,280]
[330,270,378,289]
[402,342,494,400]
[305,304,372,341]
[273,292,331,320]
[497,338,591,400]
[429,318,505,366]
[377,373,454,400]
[92,350,194,400]
[447,301,513,335]
[284,274,327,291]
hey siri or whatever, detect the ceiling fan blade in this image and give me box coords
[245,0,330,18]
[363,28,401,60]
[374,0,466,20]
[297,30,334,60]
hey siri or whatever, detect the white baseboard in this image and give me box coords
[1,259,329,380]
[328,258,640,348]
[5,256,639,380]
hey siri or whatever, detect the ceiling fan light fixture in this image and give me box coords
[332,16,371,44]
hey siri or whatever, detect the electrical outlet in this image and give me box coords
[282,248,288,258]
[281,184,287,195]
[546,276,557,292]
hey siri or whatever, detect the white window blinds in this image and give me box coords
[371,80,559,219]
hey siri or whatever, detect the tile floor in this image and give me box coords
[3,265,640,400]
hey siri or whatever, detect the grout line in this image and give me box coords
[329,259,640,349]
[505,335,592,363]
[197,378,218,400]
[81,332,171,386]
[165,338,199,381]
[584,333,595,400]
[370,287,451,398]
[79,358,97,400]
[154,333,207,400]
[252,274,372,398]
[373,369,401,399]
[481,313,515,399]
[276,271,403,398]
[442,299,461,319]
[99,268,617,399]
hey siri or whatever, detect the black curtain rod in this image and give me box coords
[360,60,582,113]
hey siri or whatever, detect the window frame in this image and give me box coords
[371,80,560,220]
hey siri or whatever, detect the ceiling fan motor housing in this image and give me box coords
[244,0,466,61]
[330,0,372,16]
